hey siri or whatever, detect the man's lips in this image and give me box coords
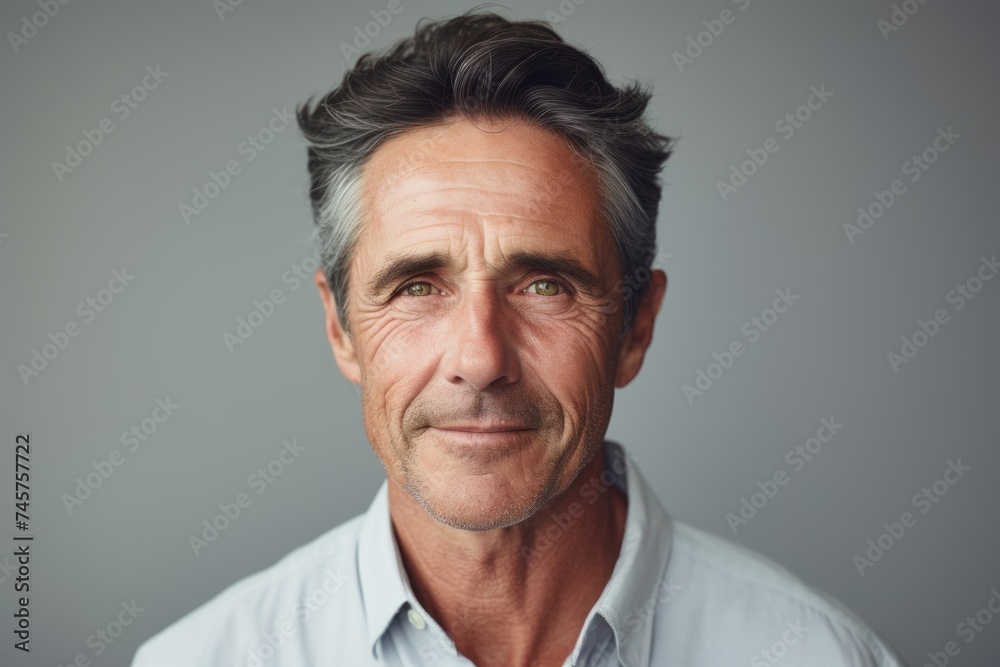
[433,424,533,433]
[428,425,534,453]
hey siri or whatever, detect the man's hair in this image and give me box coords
[297,11,672,338]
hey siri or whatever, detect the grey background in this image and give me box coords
[1,0,998,665]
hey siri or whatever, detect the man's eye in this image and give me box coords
[399,281,435,297]
[525,279,562,297]
[396,279,564,298]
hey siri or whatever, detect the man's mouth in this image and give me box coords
[427,424,535,451]
[434,423,533,433]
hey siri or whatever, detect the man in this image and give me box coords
[133,12,905,667]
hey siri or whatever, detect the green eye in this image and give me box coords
[527,280,561,296]
[398,280,563,298]
[403,281,434,296]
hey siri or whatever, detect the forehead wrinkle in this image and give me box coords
[374,164,597,214]
[426,157,556,171]
[356,117,612,285]
[363,123,600,204]
[376,167,572,203]
[373,185,584,235]
[363,196,608,284]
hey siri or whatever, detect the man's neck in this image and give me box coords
[387,446,629,667]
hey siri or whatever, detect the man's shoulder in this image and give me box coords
[668,519,828,601]
[131,513,366,666]
[659,519,904,666]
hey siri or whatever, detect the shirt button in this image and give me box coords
[407,608,427,630]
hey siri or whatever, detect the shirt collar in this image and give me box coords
[356,440,674,666]
[570,439,675,667]
[357,479,410,660]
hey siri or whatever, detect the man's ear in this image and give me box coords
[614,269,667,388]
[314,269,361,385]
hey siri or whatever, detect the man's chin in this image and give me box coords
[396,432,566,530]
[408,475,547,532]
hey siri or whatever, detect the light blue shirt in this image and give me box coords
[132,440,905,666]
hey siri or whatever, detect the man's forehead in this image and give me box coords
[355,116,611,271]
[362,116,600,203]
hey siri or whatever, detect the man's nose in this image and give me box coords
[441,285,521,391]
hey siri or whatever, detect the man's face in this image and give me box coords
[316,117,657,531]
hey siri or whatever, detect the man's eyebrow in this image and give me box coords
[506,252,604,295]
[367,252,453,297]
[365,250,606,297]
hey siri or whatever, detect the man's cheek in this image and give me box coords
[363,371,422,427]
[362,316,429,373]
[538,321,610,371]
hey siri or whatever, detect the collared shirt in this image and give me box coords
[132,440,905,666]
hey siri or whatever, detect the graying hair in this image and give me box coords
[297,11,673,338]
